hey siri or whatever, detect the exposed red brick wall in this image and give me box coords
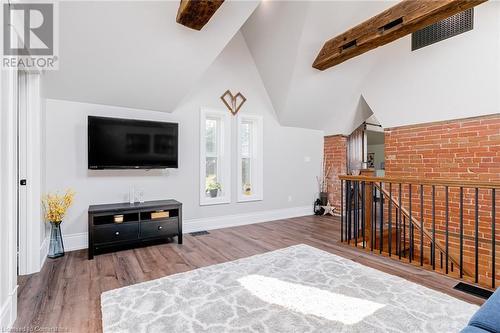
[385,114,500,286]
[385,115,500,181]
[324,135,347,212]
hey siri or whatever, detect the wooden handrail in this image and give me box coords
[339,175,500,189]
[374,183,473,277]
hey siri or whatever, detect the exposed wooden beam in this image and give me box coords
[176,0,224,31]
[313,0,487,71]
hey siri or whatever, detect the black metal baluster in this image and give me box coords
[341,180,344,243]
[362,181,366,249]
[380,182,384,254]
[389,183,392,257]
[374,184,378,251]
[399,183,402,259]
[409,184,413,263]
[343,181,347,242]
[475,187,479,284]
[460,187,464,279]
[395,207,399,256]
[357,181,360,245]
[492,189,496,289]
[347,180,351,244]
[445,186,449,274]
[432,185,436,270]
[352,180,355,243]
[420,184,424,266]
[354,181,358,247]
[403,216,406,258]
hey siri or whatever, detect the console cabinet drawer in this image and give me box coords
[93,223,139,244]
[140,218,178,238]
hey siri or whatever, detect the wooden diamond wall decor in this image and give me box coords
[220,90,247,116]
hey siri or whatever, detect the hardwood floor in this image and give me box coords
[14,215,483,332]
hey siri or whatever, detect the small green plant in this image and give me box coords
[206,182,222,191]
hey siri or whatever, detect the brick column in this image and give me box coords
[324,135,347,212]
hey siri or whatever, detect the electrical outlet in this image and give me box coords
[304,156,311,162]
[288,195,292,202]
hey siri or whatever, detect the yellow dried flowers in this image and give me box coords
[42,189,75,224]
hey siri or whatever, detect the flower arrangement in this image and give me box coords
[42,189,75,224]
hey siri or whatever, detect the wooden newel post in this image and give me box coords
[359,169,376,247]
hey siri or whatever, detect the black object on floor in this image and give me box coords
[454,282,493,299]
[190,231,210,237]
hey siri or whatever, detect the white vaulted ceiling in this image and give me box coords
[44,1,500,135]
[242,1,394,134]
[242,0,500,134]
[43,0,259,112]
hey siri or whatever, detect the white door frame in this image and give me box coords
[17,71,44,275]
[0,65,20,330]
[17,71,28,274]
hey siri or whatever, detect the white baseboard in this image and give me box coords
[64,232,88,252]
[183,205,312,233]
[0,286,17,331]
[39,236,49,269]
[62,206,313,251]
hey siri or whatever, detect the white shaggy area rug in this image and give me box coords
[101,244,478,333]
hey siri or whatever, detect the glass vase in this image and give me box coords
[48,221,65,258]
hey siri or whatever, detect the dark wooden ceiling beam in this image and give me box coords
[176,0,224,31]
[313,0,487,71]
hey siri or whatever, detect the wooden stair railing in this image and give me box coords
[374,182,473,277]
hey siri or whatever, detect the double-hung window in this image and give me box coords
[200,108,231,205]
[237,115,263,202]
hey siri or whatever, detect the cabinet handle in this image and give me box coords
[115,231,120,235]
[158,226,163,230]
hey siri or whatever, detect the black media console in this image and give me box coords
[88,200,182,259]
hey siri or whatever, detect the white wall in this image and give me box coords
[362,1,500,129]
[44,32,323,246]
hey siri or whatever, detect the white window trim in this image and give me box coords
[237,114,263,202]
[200,108,231,206]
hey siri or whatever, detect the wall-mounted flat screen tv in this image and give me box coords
[88,116,178,169]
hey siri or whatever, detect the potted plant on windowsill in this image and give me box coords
[243,183,252,196]
[206,182,222,198]
[42,189,75,259]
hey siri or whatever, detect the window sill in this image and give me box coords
[237,195,263,203]
[200,196,231,206]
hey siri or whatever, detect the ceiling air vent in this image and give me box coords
[412,8,473,51]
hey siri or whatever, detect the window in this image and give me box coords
[237,115,263,202]
[200,108,231,205]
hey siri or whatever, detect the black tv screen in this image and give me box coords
[88,116,178,169]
